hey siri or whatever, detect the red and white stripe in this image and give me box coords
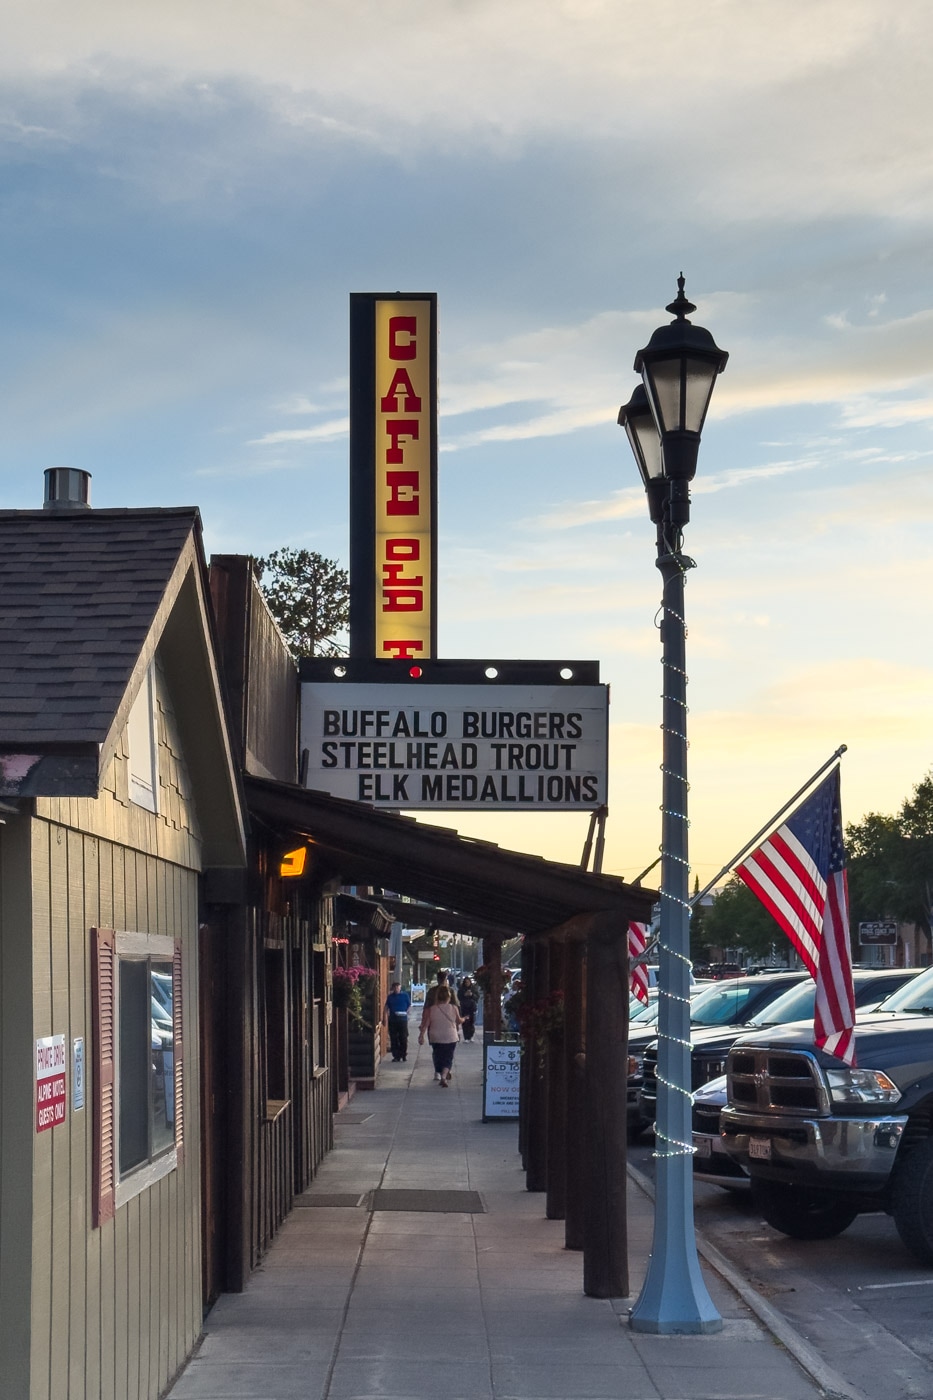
[628,922,650,1005]
[737,810,856,1065]
[814,868,856,1065]
[737,826,823,977]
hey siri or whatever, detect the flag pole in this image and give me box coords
[691,744,847,907]
[627,750,846,968]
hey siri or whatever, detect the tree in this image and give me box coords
[255,548,349,658]
[699,876,790,963]
[846,774,933,961]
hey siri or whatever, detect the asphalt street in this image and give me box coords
[629,1138,933,1400]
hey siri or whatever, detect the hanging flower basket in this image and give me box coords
[514,990,564,1071]
[332,965,377,1028]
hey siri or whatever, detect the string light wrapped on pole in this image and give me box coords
[618,277,728,1335]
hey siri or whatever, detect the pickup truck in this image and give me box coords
[720,964,933,1264]
[641,967,921,1134]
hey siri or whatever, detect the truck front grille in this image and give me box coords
[727,1046,826,1115]
[645,1047,726,1099]
[692,1102,721,1135]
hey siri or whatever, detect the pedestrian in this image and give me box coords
[382,980,412,1062]
[418,986,462,1086]
[505,976,522,1033]
[423,969,459,1012]
[458,978,477,1041]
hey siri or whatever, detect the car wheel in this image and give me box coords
[752,1180,858,1240]
[892,1137,933,1264]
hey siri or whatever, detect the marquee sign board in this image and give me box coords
[299,659,608,812]
[349,292,438,661]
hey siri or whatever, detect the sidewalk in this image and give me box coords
[165,1029,833,1400]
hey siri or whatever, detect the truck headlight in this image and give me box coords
[825,1067,901,1106]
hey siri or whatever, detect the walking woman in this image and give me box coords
[458,978,478,1041]
[418,985,461,1086]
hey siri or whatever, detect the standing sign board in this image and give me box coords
[349,293,438,662]
[35,1034,67,1132]
[483,1036,521,1120]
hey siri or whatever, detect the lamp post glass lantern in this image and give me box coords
[621,277,727,1336]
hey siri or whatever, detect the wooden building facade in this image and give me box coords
[0,503,246,1400]
[205,556,337,1294]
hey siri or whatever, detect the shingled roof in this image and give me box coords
[0,507,200,745]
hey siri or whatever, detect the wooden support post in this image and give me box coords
[545,938,566,1220]
[482,937,502,1038]
[563,939,586,1250]
[583,910,629,1298]
[519,939,531,1163]
[525,939,549,1193]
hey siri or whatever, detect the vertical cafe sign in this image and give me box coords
[349,293,438,661]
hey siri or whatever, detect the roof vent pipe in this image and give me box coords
[43,468,92,511]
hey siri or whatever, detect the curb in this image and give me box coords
[626,1162,867,1400]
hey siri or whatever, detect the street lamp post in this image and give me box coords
[619,277,728,1335]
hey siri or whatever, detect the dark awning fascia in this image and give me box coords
[368,895,522,944]
[244,775,656,938]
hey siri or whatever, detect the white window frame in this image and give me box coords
[113,930,177,1208]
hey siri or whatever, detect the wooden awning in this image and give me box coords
[244,775,655,939]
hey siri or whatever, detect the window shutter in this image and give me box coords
[92,928,116,1227]
[173,940,185,1165]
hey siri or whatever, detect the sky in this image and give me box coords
[2,1,932,888]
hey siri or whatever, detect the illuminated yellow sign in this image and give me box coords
[373,299,433,660]
[279,847,307,878]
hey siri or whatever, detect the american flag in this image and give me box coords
[628,922,650,1005]
[736,767,857,1065]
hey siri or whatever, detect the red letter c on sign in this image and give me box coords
[389,316,417,360]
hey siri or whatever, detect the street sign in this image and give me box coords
[859,921,898,946]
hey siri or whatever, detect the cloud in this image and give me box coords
[2,1,931,225]
[248,417,349,446]
[430,295,933,466]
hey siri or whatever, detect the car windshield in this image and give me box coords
[689,982,759,1026]
[873,965,933,1015]
[748,980,815,1026]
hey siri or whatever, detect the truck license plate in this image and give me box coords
[749,1136,771,1161]
[693,1135,711,1158]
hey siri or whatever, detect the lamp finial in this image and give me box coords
[666,273,696,322]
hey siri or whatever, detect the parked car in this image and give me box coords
[635,972,809,1131]
[627,972,807,1142]
[688,967,924,1189]
[720,965,933,1262]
